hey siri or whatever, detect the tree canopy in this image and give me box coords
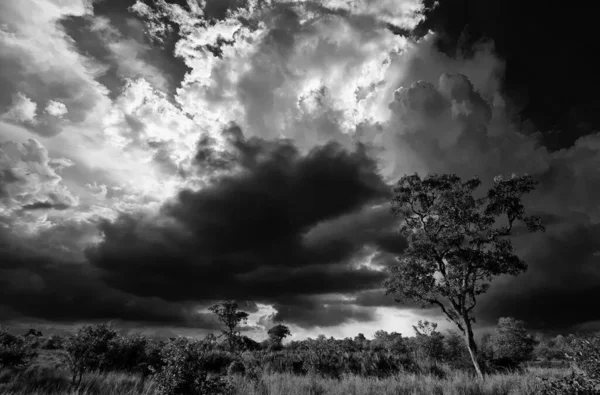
[384,173,545,378]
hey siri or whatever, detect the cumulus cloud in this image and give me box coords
[0,139,78,223]
[85,126,394,327]
[45,101,69,118]
[1,0,600,335]
[0,0,111,136]
[3,93,38,124]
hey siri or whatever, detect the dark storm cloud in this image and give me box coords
[359,69,600,332]
[86,126,395,327]
[21,201,71,211]
[414,0,600,150]
[273,296,376,328]
[476,223,600,331]
[0,227,220,329]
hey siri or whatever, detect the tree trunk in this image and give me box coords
[463,319,484,380]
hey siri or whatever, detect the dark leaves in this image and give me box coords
[385,172,544,325]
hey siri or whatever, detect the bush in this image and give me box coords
[0,327,37,370]
[41,334,65,350]
[538,335,600,394]
[487,317,536,371]
[155,336,232,395]
[64,323,119,386]
[227,360,246,376]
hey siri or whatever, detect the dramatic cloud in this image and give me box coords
[0,225,221,329]
[0,139,78,230]
[87,126,393,327]
[0,0,111,136]
[1,0,600,337]
[415,0,600,150]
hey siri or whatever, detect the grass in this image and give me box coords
[0,368,569,395]
[0,350,571,395]
[231,369,569,395]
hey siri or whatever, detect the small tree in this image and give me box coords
[268,324,291,350]
[0,327,37,370]
[384,173,545,379]
[488,317,536,369]
[412,320,445,363]
[64,323,118,387]
[209,301,249,355]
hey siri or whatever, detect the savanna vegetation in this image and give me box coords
[1,173,598,395]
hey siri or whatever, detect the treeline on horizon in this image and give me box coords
[1,301,599,395]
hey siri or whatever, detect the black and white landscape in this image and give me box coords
[1,1,599,394]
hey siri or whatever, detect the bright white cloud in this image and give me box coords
[3,93,38,124]
[45,100,68,117]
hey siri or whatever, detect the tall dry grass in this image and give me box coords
[0,369,157,395]
[231,368,568,395]
[0,366,568,395]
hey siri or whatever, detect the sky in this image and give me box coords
[1,0,599,340]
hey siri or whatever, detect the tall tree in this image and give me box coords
[209,300,249,355]
[384,173,545,378]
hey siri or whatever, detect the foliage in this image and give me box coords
[107,334,165,377]
[267,324,291,351]
[538,335,600,394]
[154,335,232,395]
[64,323,119,386]
[41,334,65,350]
[534,334,571,361]
[0,327,37,370]
[209,301,249,355]
[412,321,445,362]
[488,317,537,370]
[384,173,545,377]
[3,322,598,395]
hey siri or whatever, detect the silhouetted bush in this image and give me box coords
[0,327,37,371]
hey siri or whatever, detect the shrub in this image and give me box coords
[155,336,232,395]
[487,317,536,371]
[106,333,154,375]
[538,335,600,394]
[227,360,246,376]
[64,323,119,387]
[41,334,65,350]
[0,327,37,370]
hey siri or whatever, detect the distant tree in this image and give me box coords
[384,173,545,379]
[267,324,291,350]
[412,321,445,364]
[413,320,438,337]
[239,335,261,351]
[23,328,43,338]
[489,317,536,369]
[0,327,37,370]
[209,300,249,355]
[41,334,65,350]
[534,334,570,361]
[372,331,408,354]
